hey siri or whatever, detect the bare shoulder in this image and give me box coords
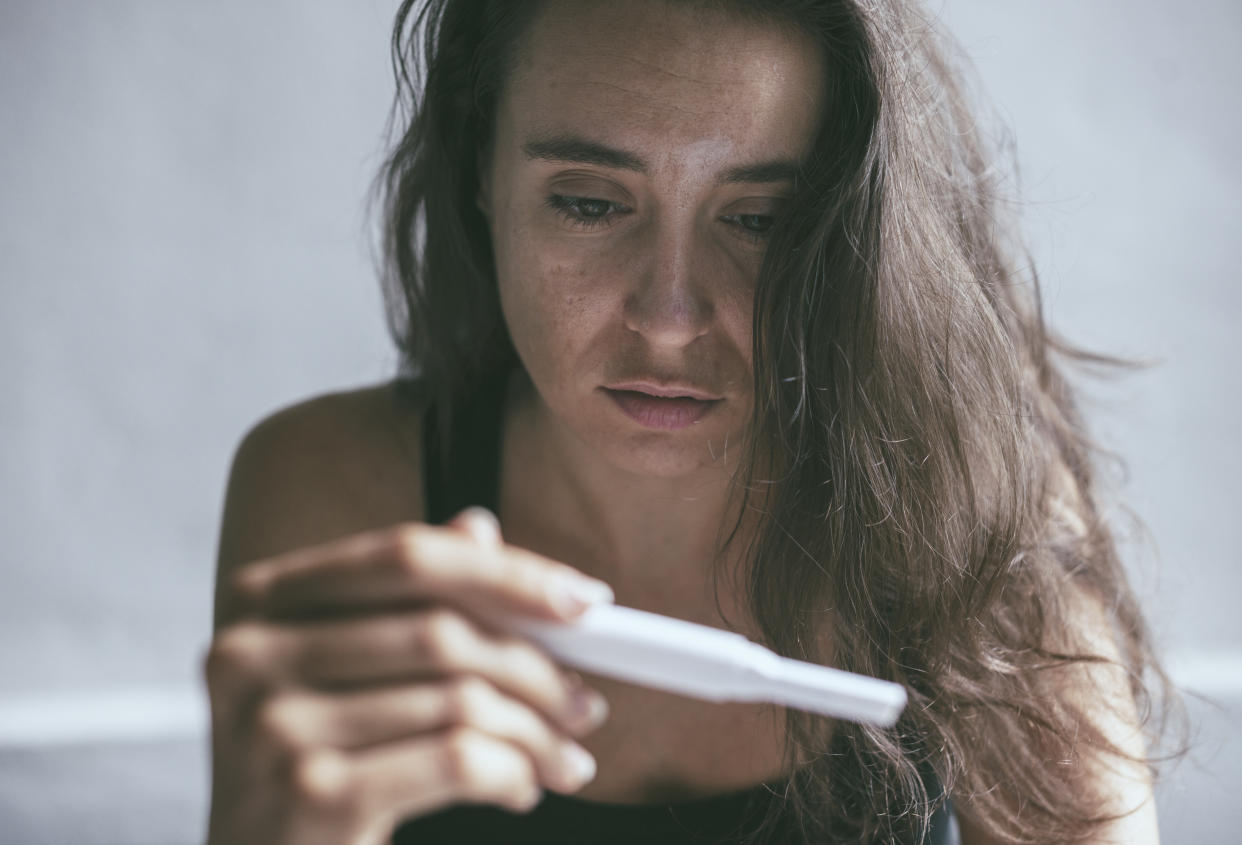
[213,379,427,627]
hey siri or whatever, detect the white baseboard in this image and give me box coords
[1164,650,1242,699]
[0,683,208,748]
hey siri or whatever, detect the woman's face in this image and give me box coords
[482,0,824,478]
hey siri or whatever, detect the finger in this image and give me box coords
[363,728,546,818]
[273,610,610,735]
[270,730,544,835]
[229,522,613,623]
[447,507,503,549]
[203,620,285,729]
[255,679,597,795]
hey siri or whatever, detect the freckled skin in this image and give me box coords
[480,0,825,480]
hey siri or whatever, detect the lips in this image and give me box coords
[602,382,722,430]
[605,380,721,401]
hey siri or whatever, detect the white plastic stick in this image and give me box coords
[501,603,906,726]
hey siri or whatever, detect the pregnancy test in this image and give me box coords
[500,603,906,727]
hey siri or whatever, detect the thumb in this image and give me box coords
[447,506,504,549]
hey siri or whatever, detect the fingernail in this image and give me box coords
[559,742,597,788]
[549,576,614,616]
[569,688,610,732]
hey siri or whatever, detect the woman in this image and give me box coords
[204,0,1180,842]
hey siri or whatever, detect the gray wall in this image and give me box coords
[1,1,1237,842]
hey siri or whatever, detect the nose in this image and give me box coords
[623,226,713,347]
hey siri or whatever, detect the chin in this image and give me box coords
[592,425,745,480]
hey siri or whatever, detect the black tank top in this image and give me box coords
[390,373,958,844]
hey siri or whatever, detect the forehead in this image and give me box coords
[500,0,825,165]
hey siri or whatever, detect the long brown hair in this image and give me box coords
[374,1,1185,841]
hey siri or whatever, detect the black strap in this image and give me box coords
[421,369,509,524]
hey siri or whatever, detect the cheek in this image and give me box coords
[703,251,758,371]
[495,235,620,372]
[725,302,754,371]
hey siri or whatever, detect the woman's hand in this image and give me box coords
[203,508,614,845]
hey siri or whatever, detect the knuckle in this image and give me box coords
[502,639,562,692]
[446,677,494,725]
[392,524,432,576]
[510,784,544,813]
[438,727,490,788]
[226,563,265,603]
[289,748,355,810]
[255,693,314,750]
[440,728,537,807]
[205,622,271,681]
[414,609,471,665]
[439,720,496,790]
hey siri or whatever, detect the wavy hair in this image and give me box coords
[374,1,1185,841]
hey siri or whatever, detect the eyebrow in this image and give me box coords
[523,136,645,172]
[522,134,800,185]
[719,160,800,185]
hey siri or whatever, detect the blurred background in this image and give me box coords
[1,1,1237,842]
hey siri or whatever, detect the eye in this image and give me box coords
[546,194,631,228]
[721,212,776,243]
[733,214,774,234]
